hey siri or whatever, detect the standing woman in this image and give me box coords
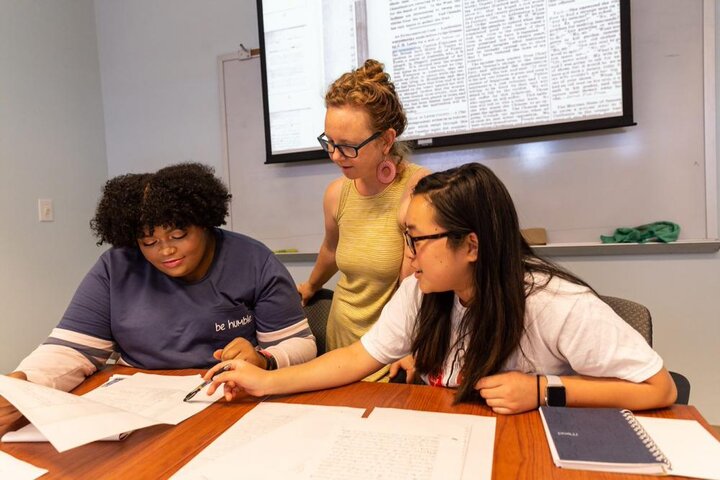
[297,59,428,380]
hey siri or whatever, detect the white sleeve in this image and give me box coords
[526,283,664,383]
[260,319,317,368]
[14,328,112,391]
[361,276,422,365]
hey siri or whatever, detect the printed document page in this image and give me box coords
[636,416,720,480]
[0,373,222,452]
[303,413,470,480]
[82,372,223,424]
[171,402,365,479]
[368,407,496,480]
[0,450,47,480]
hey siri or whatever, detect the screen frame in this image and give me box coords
[257,0,634,165]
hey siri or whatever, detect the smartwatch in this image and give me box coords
[544,375,566,407]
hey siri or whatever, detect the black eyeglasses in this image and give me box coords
[403,230,464,256]
[317,131,382,158]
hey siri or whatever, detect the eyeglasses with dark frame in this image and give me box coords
[317,131,382,158]
[403,230,464,256]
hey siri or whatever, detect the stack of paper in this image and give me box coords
[171,404,496,480]
[0,373,223,452]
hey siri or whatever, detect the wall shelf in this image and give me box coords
[532,240,720,256]
[276,240,720,262]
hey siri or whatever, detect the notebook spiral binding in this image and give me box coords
[621,409,672,470]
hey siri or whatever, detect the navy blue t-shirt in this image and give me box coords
[57,229,307,369]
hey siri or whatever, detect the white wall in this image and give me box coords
[94,0,258,176]
[0,0,108,372]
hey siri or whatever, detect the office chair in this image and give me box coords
[599,295,690,405]
[303,288,334,356]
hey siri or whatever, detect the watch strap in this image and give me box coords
[256,348,278,371]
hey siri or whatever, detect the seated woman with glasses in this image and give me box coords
[205,162,677,414]
[297,59,429,381]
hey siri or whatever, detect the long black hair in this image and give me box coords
[410,163,593,402]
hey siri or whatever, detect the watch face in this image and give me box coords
[547,386,566,407]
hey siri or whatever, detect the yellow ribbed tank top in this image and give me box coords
[327,163,422,382]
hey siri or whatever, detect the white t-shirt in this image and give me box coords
[361,274,663,387]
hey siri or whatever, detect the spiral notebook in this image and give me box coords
[540,407,720,478]
[539,407,670,475]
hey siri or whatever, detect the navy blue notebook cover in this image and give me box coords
[539,407,670,475]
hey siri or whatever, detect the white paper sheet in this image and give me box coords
[171,403,365,480]
[636,416,720,480]
[1,423,130,442]
[368,408,496,480]
[0,373,222,452]
[0,450,47,480]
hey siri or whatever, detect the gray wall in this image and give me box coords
[95,0,258,176]
[0,0,108,372]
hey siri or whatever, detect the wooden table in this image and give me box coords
[1,366,717,479]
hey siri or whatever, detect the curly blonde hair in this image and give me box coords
[325,59,410,161]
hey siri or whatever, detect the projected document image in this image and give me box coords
[258,0,629,162]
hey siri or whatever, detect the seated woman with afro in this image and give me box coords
[0,162,315,433]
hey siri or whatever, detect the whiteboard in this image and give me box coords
[222,0,716,253]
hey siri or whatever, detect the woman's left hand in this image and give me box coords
[214,337,267,369]
[388,354,417,383]
[474,371,538,414]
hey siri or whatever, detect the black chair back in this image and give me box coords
[303,288,333,355]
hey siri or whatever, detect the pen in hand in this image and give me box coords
[183,364,232,402]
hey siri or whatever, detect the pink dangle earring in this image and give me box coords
[376,159,397,184]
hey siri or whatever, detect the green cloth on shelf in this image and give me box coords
[600,221,680,244]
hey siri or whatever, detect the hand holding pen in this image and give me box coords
[202,359,272,401]
[183,364,232,402]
